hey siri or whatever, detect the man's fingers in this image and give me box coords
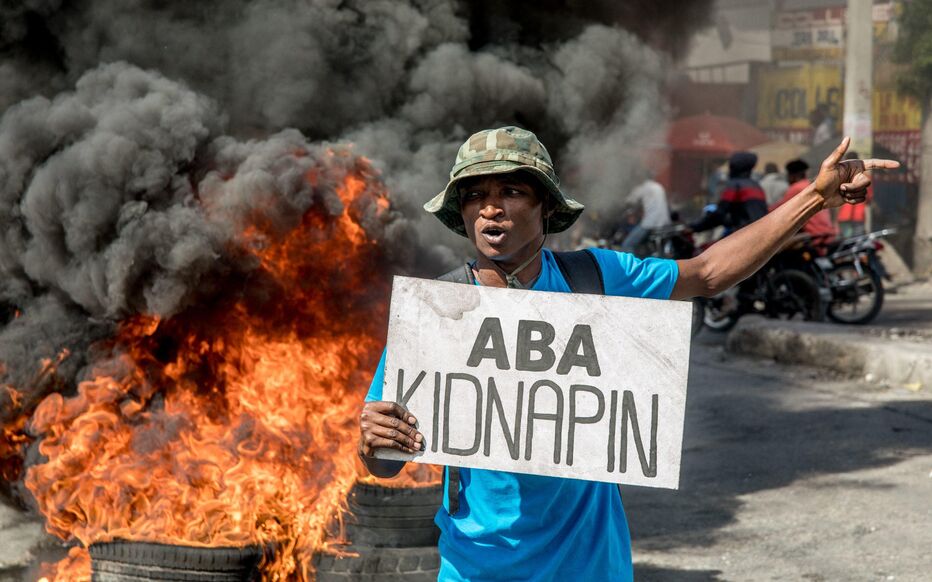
[822,136,850,169]
[364,410,421,438]
[841,191,868,202]
[363,435,419,455]
[359,401,424,455]
[368,413,424,442]
[840,172,872,193]
[862,159,901,171]
[368,425,424,450]
[367,401,417,425]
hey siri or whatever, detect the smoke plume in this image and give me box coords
[0,0,714,502]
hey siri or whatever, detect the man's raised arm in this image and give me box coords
[671,138,899,300]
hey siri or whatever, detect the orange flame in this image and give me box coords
[10,149,436,581]
[37,547,91,582]
[1,353,70,483]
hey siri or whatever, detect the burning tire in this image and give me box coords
[341,482,442,548]
[89,540,262,582]
[317,481,442,581]
[314,546,440,581]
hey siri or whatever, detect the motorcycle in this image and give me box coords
[641,222,697,261]
[702,237,827,332]
[813,228,894,325]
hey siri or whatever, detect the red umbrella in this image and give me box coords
[667,113,770,155]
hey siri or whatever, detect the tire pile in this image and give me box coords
[86,482,442,581]
[88,541,262,581]
[315,481,442,582]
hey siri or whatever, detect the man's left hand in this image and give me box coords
[813,137,900,209]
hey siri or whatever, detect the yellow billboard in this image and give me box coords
[757,64,843,131]
[873,89,921,132]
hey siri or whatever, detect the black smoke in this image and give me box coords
[0,0,714,501]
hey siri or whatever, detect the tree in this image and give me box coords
[894,0,932,274]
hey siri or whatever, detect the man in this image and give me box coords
[760,161,789,206]
[690,151,768,237]
[811,103,836,146]
[619,171,671,254]
[358,126,895,581]
[836,151,873,237]
[772,159,837,248]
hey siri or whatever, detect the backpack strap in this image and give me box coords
[444,466,461,515]
[435,264,473,515]
[552,250,605,295]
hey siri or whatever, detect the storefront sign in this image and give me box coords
[757,64,843,132]
[772,7,846,61]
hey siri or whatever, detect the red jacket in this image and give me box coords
[771,180,837,243]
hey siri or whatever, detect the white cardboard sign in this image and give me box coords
[375,276,692,489]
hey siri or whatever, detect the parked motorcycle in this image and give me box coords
[640,223,696,261]
[813,228,894,325]
[702,239,827,332]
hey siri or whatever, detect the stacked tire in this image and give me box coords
[315,481,442,581]
[88,540,262,581]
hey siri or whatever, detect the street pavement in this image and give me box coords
[728,281,932,388]
[873,280,932,331]
[0,501,51,582]
[626,333,932,581]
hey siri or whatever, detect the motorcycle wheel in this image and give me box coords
[690,299,705,337]
[702,298,740,332]
[827,265,884,324]
[768,269,824,322]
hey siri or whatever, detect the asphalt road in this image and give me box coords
[625,338,932,582]
[873,281,932,333]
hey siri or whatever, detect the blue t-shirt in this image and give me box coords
[365,248,678,581]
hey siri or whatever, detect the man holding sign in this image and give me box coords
[358,126,896,581]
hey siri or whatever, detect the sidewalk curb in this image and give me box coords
[725,318,932,389]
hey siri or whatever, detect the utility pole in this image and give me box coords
[917,98,932,274]
[843,0,873,157]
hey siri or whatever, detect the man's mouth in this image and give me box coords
[481,225,507,245]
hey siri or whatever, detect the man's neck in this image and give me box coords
[473,244,546,288]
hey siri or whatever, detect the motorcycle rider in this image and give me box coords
[620,169,672,254]
[760,162,789,206]
[690,151,768,237]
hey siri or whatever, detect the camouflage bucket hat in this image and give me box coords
[424,126,585,237]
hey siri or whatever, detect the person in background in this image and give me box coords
[836,151,873,237]
[760,162,789,206]
[706,161,727,202]
[771,159,837,249]
[620,171,671,253]
[690,151,768,237]
[811,104,835,146]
